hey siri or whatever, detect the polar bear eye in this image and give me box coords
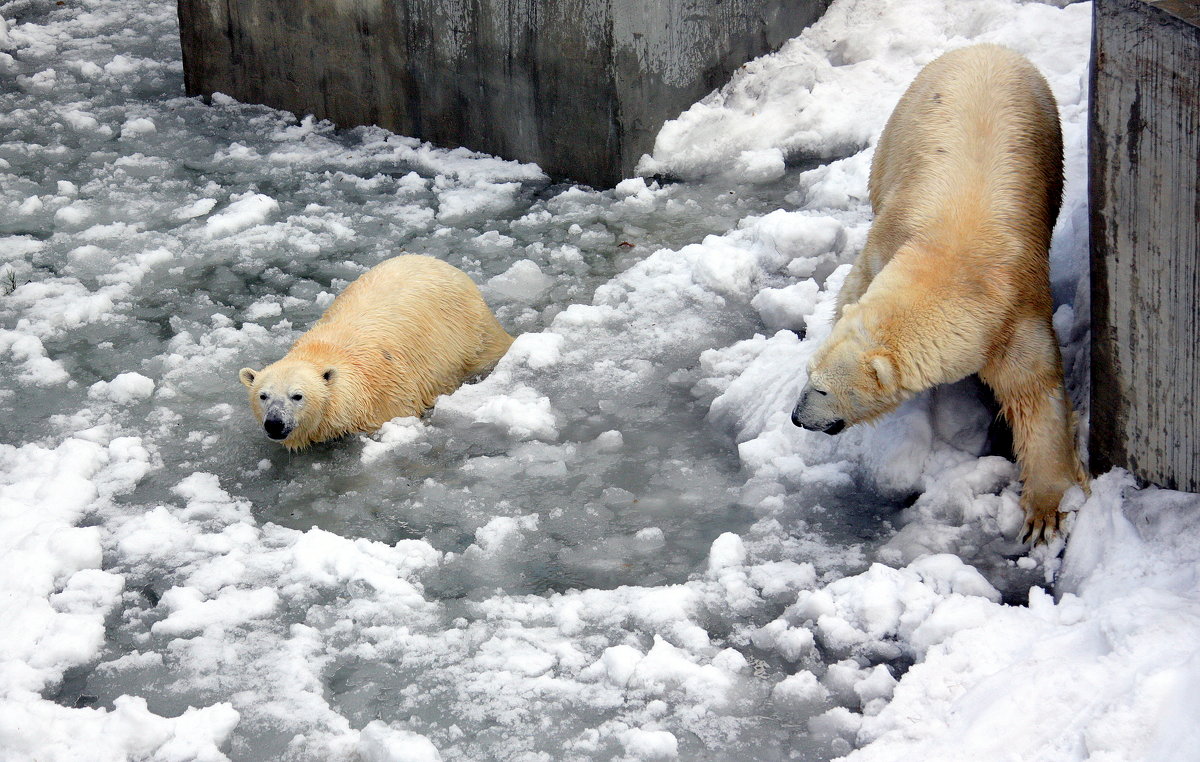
[258,392,268,401]
[291,393,303,402]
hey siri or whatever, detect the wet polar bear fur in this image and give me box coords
[239,254,513,449]
[791,44,1086,544]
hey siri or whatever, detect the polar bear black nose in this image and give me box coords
[263,417,289,440]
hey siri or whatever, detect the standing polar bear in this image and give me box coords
[791,44,1086,544]
[240,254,513,449]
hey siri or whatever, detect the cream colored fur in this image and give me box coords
[239,254,513,449]
[793,44,1086,544]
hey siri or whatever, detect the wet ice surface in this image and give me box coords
[10,0,1178,761]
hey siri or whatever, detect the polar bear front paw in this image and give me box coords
[1019,510,1061,545]
[1019,493,1064,545]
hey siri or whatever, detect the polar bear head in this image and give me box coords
[239,360,336,447]
[791,304,913,434]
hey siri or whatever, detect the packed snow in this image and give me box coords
[2,0,1197,760]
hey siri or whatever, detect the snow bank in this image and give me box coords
[638,0,1091,184]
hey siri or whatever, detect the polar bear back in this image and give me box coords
[867,44,1063,274]
[311,254,507,379]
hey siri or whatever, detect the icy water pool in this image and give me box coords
[1,0,1058,759]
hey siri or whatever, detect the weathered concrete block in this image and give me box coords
[177,0,829,187]
[1089,0,1200,490]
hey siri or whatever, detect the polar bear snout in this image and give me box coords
[791,388,846,435]
[263,413,293,441]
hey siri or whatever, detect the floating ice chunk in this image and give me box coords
[120,117,157,137]
[797,149,874,210]
[486,259,553,303]
[612,176,667,214]
[613,177,652,199]
[748,561,817,598]
[472,229,516,249]
[707,532,747,573]
[88,372,155,403]
[71,60,104,79]
[171,472,254,524]
[438,383,558,441]
[152,585,280,637]
[7,277,123,333]
[629,587,700,629]
[17,195,43,214]
[361,417,428,463]
[751,279,821,332]
[731,147,786,183]
[244,299,282,321]
[97,247,174,287]
[628,637,735,703]
[504,331,564,368]
[772,670,829,716]
[0,696,240,762]
[584,644,644,687]
[20,69,58,93]
[854,664,897,708]
[54,202,91,226]
[68,244,105,261]
[436,180,520,223]
[906,554,1003,601]
[752,211,845,268]
[174,198,217,220]
[808,705,862,749]
[790,555,1001,664]
[103,54,141,76]
[357,721,442,762]
[476,635,557,676]
[708,533,760,613]
[691,237,758,297]
[203,193,280,239]
[0,329,70,385]
[277,531,438,609]
[468,515,539,557]
[752,619,815,662]
[620,727,679,759]
[0,436,151,707]
[592,430,623,452]
[115,505,196,563]
[635,527,665,547]
[712,647,749,674]
[61,109,101,132]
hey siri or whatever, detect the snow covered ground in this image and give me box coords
[2,0,1198,759]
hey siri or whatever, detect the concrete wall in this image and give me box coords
[1089,0,1200,490]
[177,0,828,187]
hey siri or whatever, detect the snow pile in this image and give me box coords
[3,0,1199,760]
[639,0,1090,187]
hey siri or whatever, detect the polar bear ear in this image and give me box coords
[868,353,896,391]
[239,368,257,387]
[322,368,336,383]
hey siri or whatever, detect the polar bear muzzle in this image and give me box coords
[791,387,846,435]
